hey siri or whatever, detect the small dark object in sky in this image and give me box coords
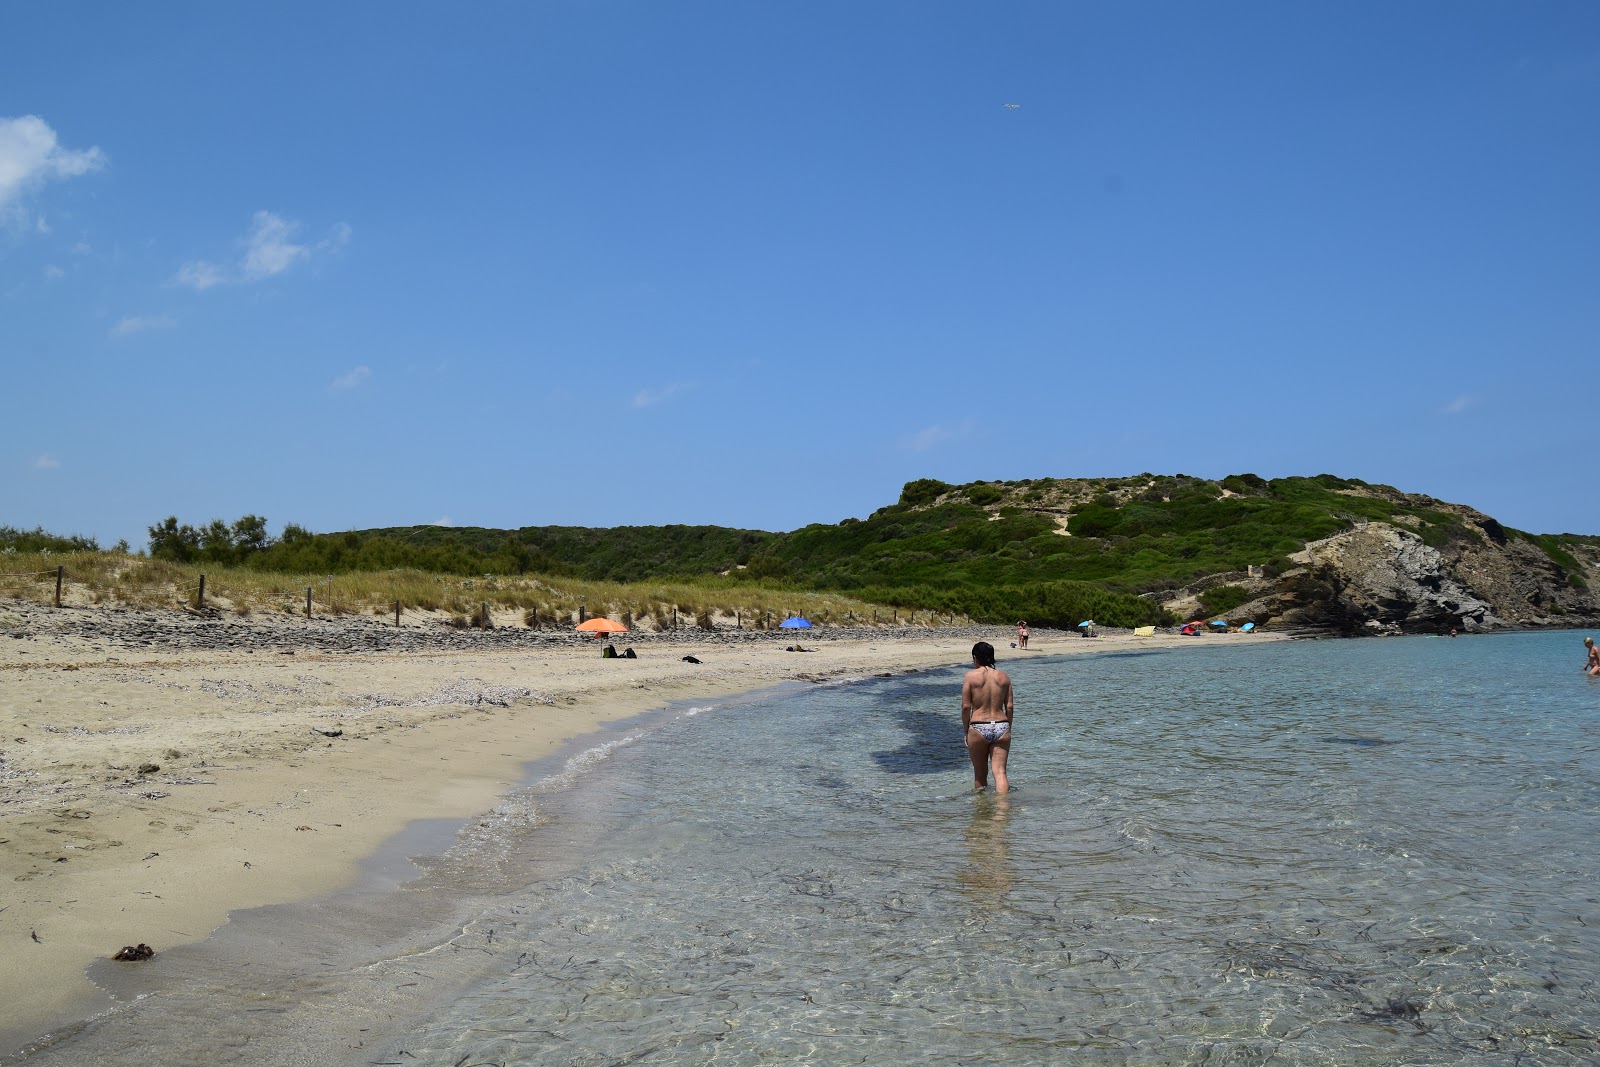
[112,943,155,961]
[681,655,702,664]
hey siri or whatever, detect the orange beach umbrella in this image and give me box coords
[576,617,627,636]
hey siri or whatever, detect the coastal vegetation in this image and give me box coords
[7,473,1595,631]
[0,550,904,630]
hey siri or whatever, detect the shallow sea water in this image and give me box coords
[375,632,1600,1065]
[18,633,1600,1065]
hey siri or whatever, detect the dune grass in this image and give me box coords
[0,551,969,629]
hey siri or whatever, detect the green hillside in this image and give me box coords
[735,473,1501,594]
[134,473,1594,630]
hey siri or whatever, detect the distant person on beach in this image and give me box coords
[1585,637,1600,677]
[1017,621,1029,649]
[963,641,1014,793]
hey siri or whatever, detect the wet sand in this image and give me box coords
[0,602,1280,1056]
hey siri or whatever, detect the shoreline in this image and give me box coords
[0,601,1284,1056]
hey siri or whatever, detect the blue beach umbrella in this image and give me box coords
[1210,619,1228,628]
[1077,620,1093,628]
[779,617,812,629]
[1241,622,1255,632]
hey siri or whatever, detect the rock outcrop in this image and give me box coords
[1298,524,1504,633]
[1171,509,1600,636]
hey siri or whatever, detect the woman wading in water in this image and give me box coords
[962,641,1014,792]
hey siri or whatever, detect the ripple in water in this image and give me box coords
[355,633,1600,1065]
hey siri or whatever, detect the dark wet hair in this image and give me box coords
[972,641,996,667]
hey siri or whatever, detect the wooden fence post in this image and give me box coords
[196,573,206,609]
[54,565,63,608]
[395,600,401,627]
[578,605,587,624]
[306,587,313,618]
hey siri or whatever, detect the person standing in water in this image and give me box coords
[1016,621,1029,649]
[963,641,1014,793]
[1584,637,1600,677]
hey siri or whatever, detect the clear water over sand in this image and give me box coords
[23,633,1600,1065]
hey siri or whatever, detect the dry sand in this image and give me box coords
[0,603,1281,1054]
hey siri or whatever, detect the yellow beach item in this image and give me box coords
[1133,625,1156,637]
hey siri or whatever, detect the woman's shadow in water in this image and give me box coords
[870,694,969,775]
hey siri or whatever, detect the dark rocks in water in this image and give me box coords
[112,943,155,961]
[1360,997,1426,1030]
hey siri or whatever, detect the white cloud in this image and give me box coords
[1443,395,1473,415]
[43,264,63,280]
[319,221,352,253]
[176,211,350,288]
[432,516,453,527]
[111,314,175,337]
[33,453,60,470]
[0,115,105,216]
[904,420,978,452]
[242,211,309,279]
[174,259,224,290]
[908,425,953,451]
[331,365,372,390]
[632,382,692,408]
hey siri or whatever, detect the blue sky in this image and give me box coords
[4,1,1598,547]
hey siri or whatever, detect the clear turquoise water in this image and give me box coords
[17,633,1600,1066]
[374,632,1600,1065]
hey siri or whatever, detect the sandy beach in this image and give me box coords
[0,601,1281,1055]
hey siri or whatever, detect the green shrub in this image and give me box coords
[1198,584,1254,616]
[1216,476,1267,495]
[899,479,952,507]
[1068,506,1122,538]
[965,484,1005,507]
[0,526,100,553]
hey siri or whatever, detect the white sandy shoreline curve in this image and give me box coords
[0,602,1283,1057]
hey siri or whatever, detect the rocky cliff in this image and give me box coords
[1188,502,1600,635]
